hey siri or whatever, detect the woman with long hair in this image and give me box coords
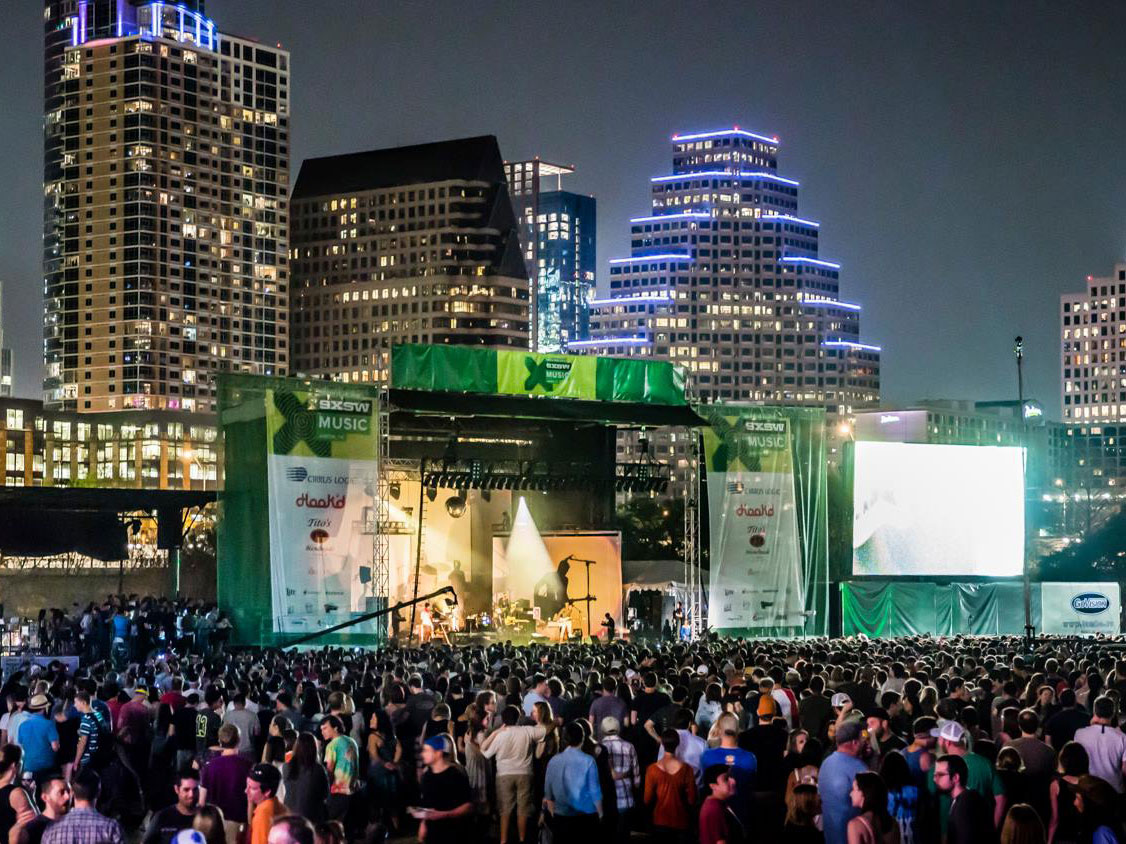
[531,700,558,812]
[282,732,329,823]
[784,782,825,844]
[785,735,823,810]
[366,706,402,830]
[1074,775,1125,844]
[1000,803,1046,844]
[847,771,900,844]
[1049,741,1088,844]
[192,804,227,844]
[460,703,490,819]
[880,750,919,844]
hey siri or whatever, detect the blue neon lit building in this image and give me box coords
[43,1,289,412]
[575,127,880,416]
[505,160,596,352]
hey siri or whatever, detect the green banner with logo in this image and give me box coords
[392,343,687,406]
[218,374,382,646]
[699,405,828,637]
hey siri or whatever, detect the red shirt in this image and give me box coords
[699,796,732,844]
[160,691,187,711]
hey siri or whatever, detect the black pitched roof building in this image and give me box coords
[290,136,530,382]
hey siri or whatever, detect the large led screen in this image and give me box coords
[852,442,1024,576]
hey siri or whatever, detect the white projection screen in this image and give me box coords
[852,442,1024,576]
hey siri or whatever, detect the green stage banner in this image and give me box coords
[218,374,382,645]
[392,343,687,406]
[701,406,826,633]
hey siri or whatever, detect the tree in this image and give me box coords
[615,497,685,561]
[1039,507,1126,581]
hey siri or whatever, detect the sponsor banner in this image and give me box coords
[265,387,378,633]
[497,351,598,399]
[1041,582,1121,635]
[391,343,688,406]
[701,408,805,629]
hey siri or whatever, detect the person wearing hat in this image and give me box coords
[117,686,152,776]
[865,707,906,760]
[817,716,869,844]
[17,694,58,777]
[245,763,284,844]
[927,720,1007,838]
[413,734,475,844]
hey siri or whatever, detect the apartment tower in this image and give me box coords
[43,0,290,412]
[289,136,529,383]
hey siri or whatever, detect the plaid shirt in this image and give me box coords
[600,734,639,809]
[42,807,125,844]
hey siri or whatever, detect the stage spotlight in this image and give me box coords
[389,482,401,500]
[481,489,492,502]
[445,495,467,519]
[426,487,437,503]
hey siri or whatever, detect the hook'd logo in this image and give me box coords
[1071,593,1111,614]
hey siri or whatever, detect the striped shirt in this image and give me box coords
[77,709,106,765]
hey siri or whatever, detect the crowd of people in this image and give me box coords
[2,596,1126,844]
[31,596,232,662]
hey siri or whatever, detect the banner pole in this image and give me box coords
[408,458,427,645]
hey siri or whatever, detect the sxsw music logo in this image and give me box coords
[286,467,309,482]
[742,420,786,433]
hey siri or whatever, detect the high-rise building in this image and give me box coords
[0,282,12,397]
[576,127,879,401]
[1060,263,1126,423]
[572,127,880,485]
[504,159,596,352]
[289,136,529,383]
[43,0,290,413]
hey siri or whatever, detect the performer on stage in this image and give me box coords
[601,612,616,642]
[533,557,570,620]
[419,602,434,643]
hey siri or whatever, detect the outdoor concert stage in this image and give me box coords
[217,346,707,647]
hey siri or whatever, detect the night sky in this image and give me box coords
[2,1,1125,417]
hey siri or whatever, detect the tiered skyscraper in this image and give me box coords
[505,159,596,352]
[43,0,290,412]
[575,127,880,414]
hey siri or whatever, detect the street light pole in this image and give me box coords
[1015,336,1033,649]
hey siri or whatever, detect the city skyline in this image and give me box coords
[3,1,1126,413]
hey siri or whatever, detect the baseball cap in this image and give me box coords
[930,721,967,743]
[866,707,890,722]
[601,716,621,735]
[830,692,851,708]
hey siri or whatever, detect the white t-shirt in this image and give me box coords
[480,724,546,777]
[1074,723,1126,792]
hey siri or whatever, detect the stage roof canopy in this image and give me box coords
[391,344,704,427]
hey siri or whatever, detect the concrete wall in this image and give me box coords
[0,557,216,618]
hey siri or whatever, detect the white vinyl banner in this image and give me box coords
[1041,582,1121,635]
[705,415,805,629]
[267,455,377,632]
